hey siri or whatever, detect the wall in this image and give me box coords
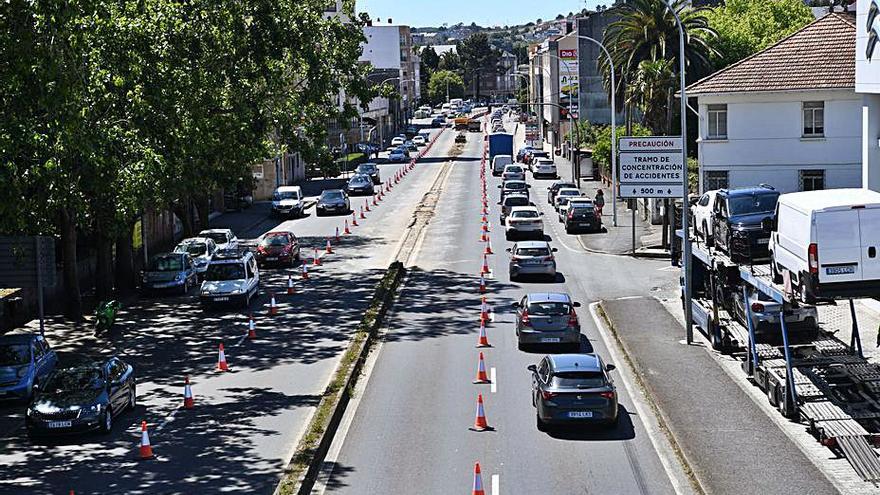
[697,89,862,193]
[361,26,402,69]
[576,13,624,126]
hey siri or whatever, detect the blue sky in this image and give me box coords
[357,0,601,28]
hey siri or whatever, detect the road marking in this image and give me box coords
[154,407,180,433]
[490,368,497,393]
[492,474,500,495]
[657,265,678,272]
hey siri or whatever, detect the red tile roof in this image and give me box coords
[687,13,855,95]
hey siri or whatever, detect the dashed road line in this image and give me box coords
[490,368,497,393]
[492,474,500,495]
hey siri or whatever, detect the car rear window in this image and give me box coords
[506,166,523,173]
[511,210,539,219]
[505,197,529,207]
[505,182,526,190]
[515,247,550,257]
[551,371,606,388]
[527,301,569,315]
[558,190,580,196]
[571,206,595,214]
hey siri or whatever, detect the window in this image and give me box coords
[704,171,729,191]
[803,101,824,137]
[698,194,710,207]
[707,104,727,139]
[800,170,825,191]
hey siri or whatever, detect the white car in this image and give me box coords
[505,206,544,240]
[412,135,426,146]
[691,190,719,245]
[199,249,260,308]
[553,188,583,211]
[198,228,239,251]
[391,136,405,147]
[502,164,526,182]
[174,237,218,279]
[271,185,305,218]
[533,159,558,179]
[558,198,593,222]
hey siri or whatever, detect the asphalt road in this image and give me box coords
[320,118,683,494]
[0,128,455,494]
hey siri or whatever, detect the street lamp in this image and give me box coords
[536,53,580,188]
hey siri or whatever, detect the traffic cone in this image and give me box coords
[313,247,321,266]
[480,231,487,243]
[470,394,492,431]
[479,275,486,294]
[183,375,195,409]
[287,274,296,295]
[138,420,154,459]
[480,254,490,275]
[472,462,486,495]
[269,292,278,315]
[217,343,229,371]
[325,239,333,254]
[481,222,490,234]
[484,238,493,255]
[302,263,310,280]
[473,352,490,384]
[365,198,371,212]
[372,195,378,207]
[480,297,490,322]
[335,226,340,242]
[359,206,366,220]
[481,214,487,224]
[344,220,351,235]
[476,321,491,347]
[247,313,257,340]
[352,211,359,227]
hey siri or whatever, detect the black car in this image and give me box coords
[316,189,351,216]
[712,185,780,262]
[346,174,375,196]
[529,354,618,430]
[564,204,601,233]
[356,163,381,184]
[26,357,136,437]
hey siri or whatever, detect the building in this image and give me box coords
[857,0,880,191]
[687,13,859,193]
[572,10,624,126]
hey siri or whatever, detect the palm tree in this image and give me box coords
[628,59,676,134]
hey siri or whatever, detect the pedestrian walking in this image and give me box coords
[595,189,605,217]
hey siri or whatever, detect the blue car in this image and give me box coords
[0,333,58,401]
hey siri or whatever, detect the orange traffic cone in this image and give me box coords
[365,199,371,212]
[313,247,321,266]
[484,239,493,255]
[472,462,486,495]
[302,263,310,280]
[372,195,378,207]
[359,206,366,220]
[138,420,154,459]
[217,343,229,371]
[479,275,486,294]
[183,375,195,409]
[326,239,334,254]
[470,394,492,431]
[476,321,491,347]
[480,254,490,275]
[269,292,278,315]
[481,222,489,234]
[352,211,359,227]
[473,352,490,384]
[480,231,487,243]
[335,226,341,242]
[287,274,296,295]
[344,220,351,235]
[247,313,257,340]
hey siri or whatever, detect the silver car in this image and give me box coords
[507,241,557,281]
[732,288,819,340]
[173,237,217,280]
[505,206,544,240]
[502,165,526,182]
[529,354,618,431]
[514,293,582,350]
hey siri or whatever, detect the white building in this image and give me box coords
[857,1,880,191]
[687,14,859,193]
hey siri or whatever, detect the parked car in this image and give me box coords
[0,333,57,401]
[500,180,530,201]
[141,252,198,294]
[513,293,582,350]
[768,188,880,302]
[731,287,819,340]
[564,203,602,234]
[507,241,557,281]
[553,188,583,212]
[691,190,720,245]
[173,237,217,280]
[547,181,577,205]
[255,231,300,267]
[505,206,544,240]
[502,164,526,182]
[533,159,558,179]
[356,163,381,184]
[499,193,531,224]
[346,174,375,196]
[492,154,513,176]
[199,249,260,308]
[388,148,408,162]
[198,228,239,251]
[529,354,618,431]
[316,189,351,216]
[712,185,780,262]
[26,357,136,437]
[270,186,305,218]
[558,198,593,222]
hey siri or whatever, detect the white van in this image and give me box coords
[768,188,880,302]
[271,185,304,218]
[492,154,513,176]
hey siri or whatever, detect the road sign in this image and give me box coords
[619,137,683,152]
[618,136,684,199]
[0,236,56,288]
[620,184,684,199]
[619,153,684,184]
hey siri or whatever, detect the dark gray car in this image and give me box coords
[356,163,381,184]
[141,252,197,295]
[507,241,557,281]
[529,354,618,431]
[513,293,581,350]
[316,189,351,216]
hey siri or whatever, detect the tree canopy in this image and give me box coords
[428,71,465,104]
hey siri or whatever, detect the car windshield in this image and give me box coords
[0,344,30,366]
[505,197,529,207]
[45,367,104,393]
[349,176,369,185]
[260,234,289,247]
[204,263,245,281]
[203,233,228,245]
[273,191,299,201]
[512,210,539,219]
[505,182,526,190]
[357,165,377,173]
[558,190,580,197]
[516,247,550,257]
[175,242,206,257]
[728,193,779,216]
[551,371,606,389]
[322,191,344,200]
[149,256,183,272]
[527,301,570,315]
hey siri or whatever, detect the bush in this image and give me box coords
[592,123,652,176]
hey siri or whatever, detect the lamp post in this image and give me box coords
[544,52,580,188]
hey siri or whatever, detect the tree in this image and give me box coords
[457,33,501,98]
[439,51,461,71]
[628,59,676,134]
[556,14,565,20]
[704,0,814,70]
[428,70,465,104]
[421,46,441,72]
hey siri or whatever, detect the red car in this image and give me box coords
[255,231,300,267]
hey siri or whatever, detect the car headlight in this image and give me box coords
[16,366,29,378]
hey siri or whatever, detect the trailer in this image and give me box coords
[681,231,880,482]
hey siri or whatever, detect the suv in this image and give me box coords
[356,163,381,184]
[199,249,260,308]
[271,186,305,218]
[711,186,780,262]
[691,190,719,245]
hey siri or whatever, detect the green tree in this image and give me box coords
[704,0,814,70]
[457,33,501,98]
[420,46,441,72]
[439,51,461,71]
[428,70,465,104]
[628,59,677,134]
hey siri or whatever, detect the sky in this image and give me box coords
[357,0,602,29]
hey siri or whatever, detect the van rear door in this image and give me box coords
[858,207,880,281]
[816,210,862,284]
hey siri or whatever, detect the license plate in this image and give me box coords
[213,296,230,302]
[265,257,277,261]
[521,259,541,265]
[541,338,561,343]
[826,265,856,275]
[48,421,72,428]
[568,411,593,418]
[758,238,770,245]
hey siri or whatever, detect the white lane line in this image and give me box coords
[154,407,180,433]
[492,474,500,495]
[490,368,497,393]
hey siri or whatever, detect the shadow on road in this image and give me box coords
[545,405,636,441]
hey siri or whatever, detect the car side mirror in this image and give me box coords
[526,184,532,188]
[505,248,512,253]
[527,364,538,373]
[572,302,582,308]
[497,185,502,188]
[715,211,724,219]
[539,212,544,216]
[605,364,616,372]
[552,248,558,252]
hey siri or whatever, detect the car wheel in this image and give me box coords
[771,259,783,284]
[536,414,547,432]
[101,408,113,434]
[129,385,137,410]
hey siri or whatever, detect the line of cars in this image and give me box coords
[486,117,619,430]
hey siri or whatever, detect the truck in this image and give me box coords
[454,114,470,130]
[488,132,513,161]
